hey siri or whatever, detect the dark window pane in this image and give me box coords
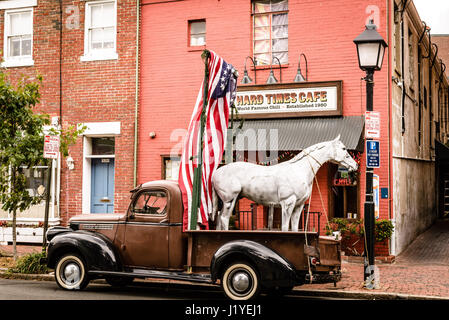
[92,137,115,155]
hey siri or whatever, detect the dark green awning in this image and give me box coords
[230,116,365,152]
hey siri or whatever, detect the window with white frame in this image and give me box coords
[81,0,117,61]
[2,8,34,67]
[252,0,288,66]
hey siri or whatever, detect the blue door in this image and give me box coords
[91,158,115,213]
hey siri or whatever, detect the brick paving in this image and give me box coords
[299,219,449,298]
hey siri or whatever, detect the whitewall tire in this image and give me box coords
[55,254,89,290]
[222,262,260,300]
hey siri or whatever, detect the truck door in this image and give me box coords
[121,189,169,269]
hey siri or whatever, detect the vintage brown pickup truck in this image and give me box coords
[45,180,342,300]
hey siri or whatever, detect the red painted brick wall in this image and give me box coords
[139,0,391,230]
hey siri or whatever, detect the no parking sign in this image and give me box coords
[366,140,380,168]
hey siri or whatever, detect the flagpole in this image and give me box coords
[190,50,211,230]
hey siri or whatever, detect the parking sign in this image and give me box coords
[366,140,380,168]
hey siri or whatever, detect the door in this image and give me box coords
[91,158,115,213]
[120,189,169,268]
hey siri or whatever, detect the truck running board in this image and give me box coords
[88,269,213,284]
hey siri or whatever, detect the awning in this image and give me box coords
[230,116,365,152]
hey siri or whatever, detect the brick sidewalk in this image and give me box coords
[298,219,449,299]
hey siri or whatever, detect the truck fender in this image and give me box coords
[47,230,122,273]
[210,240,298,289]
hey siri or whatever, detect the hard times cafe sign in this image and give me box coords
[235,81,342,119]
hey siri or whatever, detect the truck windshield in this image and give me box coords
[133,191,167,215]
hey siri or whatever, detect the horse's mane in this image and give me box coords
[281,141,329,165]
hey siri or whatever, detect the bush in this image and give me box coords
[326,218,393,242]
[8,252,48,274]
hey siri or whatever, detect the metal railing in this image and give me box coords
[234,203,322,235]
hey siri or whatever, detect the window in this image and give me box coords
[163,156,180,181]
[21,166,48,197]
[2,8,34,67]
[92,137,115,155]
[82,0,117,61]
[133,191,167,215]
[252,0,288,66]
[189,20,206,47]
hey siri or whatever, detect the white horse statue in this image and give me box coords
[211,135,358,231]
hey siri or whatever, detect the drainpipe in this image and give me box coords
[398,0,409,135]
[133,0,140,187]
[417,22,427,149]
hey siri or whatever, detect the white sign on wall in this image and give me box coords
[365,111,380,139]
[43,135,60,159]
[235,81,342,119]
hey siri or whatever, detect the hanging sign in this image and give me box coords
[366,140,380,168]
[43,135,60,159]
[365,111,380,139]
[333,166,357,186]
[235,81,342,118]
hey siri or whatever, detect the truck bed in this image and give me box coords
[186,230,340,273]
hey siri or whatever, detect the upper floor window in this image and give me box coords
[2,8,34,67]
[81,0,117,62]
[189,20,206,47]
[252,0,288,66]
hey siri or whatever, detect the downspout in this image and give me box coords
[133,0,141,187]
[399,0,408,135]
[417,21,427,149]
[430,42,438,157]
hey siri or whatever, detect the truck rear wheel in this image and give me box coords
[221,262,260,300]
[55,253,89,290]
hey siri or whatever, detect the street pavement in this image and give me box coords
[1,219,449,300]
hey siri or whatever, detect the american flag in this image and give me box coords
[179,50,237,231]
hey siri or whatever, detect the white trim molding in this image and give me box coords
[81,121,121,136]
[0,0,37,10]
[81,122,120,214]
[1,7,34,68]
[81,0,118,62]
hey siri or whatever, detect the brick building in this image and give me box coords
[0,0,447,257]
[138,0,449,256]
[0,0,138,243]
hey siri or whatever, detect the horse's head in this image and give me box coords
[329,135,358,172]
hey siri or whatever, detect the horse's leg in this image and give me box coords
[268,205,274,230]
[280,195,296,231]
[290,203,304,232]
[218,197,237,230]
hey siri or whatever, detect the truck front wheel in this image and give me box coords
[221,262,260,300]
[55,253,90,290]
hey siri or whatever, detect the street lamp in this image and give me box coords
[353,20,387,289]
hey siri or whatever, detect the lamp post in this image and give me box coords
[353,20,387,289]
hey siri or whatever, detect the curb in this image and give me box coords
[1,271,448,300]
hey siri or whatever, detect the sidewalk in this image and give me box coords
[1,220,449,300]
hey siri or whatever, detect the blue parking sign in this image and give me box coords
[366,140,380,168]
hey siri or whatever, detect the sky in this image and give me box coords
[413,0,449,34]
